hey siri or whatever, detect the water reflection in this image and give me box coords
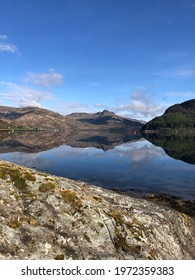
[143,133,195,164]
[0,131,195,200]
[0,130,142,153]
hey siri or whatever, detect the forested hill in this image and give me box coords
[142,99,195,132]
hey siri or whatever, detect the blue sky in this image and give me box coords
[0,0,195,120]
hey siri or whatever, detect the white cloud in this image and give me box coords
[25,68,64,87]
[114,89,165,121]
[0,43,17,53]
[0,82,53,107]
[0,34,18,53]
[131,100,161,115]
[94,103,106,108]
[53,102,92,115]
[0,34,8,40]
[0,69,64,109]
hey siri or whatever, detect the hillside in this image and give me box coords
[0,106,143,132]
[142,99,195,132]
[0,119,10,129]
[64,109,143,132]
[0,106,68,130]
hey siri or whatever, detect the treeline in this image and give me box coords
[142,99,195,131]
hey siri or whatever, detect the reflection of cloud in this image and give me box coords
[1,152,53,170]
[164,165,195,171]
[113,140,165,162]
[48,145,95,158]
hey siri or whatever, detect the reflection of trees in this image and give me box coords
[143,134,195,164]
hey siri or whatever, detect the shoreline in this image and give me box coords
[0,159,195,260]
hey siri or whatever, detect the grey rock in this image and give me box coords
[0,160,195,260]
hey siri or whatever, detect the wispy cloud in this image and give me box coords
[158,51,188,61]
[24,68,64,87]
[165,91,195,98]
[154,66,195,78]
[88,82,101,87]
[94,103,106,108]
[0,34,18,53]
[52,101,91,115]
[0,43,17,53]
[0,82,53,107]
[0,68,64,108]
[0,34,8,40]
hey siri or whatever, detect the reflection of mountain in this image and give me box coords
[143,133,195,164]
[0,130,143,153]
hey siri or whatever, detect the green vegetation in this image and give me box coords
[140,100,195,165]
[0,167,27,189]
[144,134,195,164]
[0,126,39,131]
[60,189,83,212]
[0,166,37,189]
[108,209,143,255]
[39,182,56,192]
[24,171,36,181]
[142,99,195,131]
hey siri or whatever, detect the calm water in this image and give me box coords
[0,135,195,201]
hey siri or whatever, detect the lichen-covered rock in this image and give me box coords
[0,160,195,260]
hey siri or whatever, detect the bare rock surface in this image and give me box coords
[0,160,195,260]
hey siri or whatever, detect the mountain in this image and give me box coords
[142,99,195,133]
[64,109,143,132]
[0,119,11,129]
[0,107,143,152]
[0,106,68,130]
[0,106,143,132]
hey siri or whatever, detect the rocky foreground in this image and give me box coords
[0,160,195,260]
